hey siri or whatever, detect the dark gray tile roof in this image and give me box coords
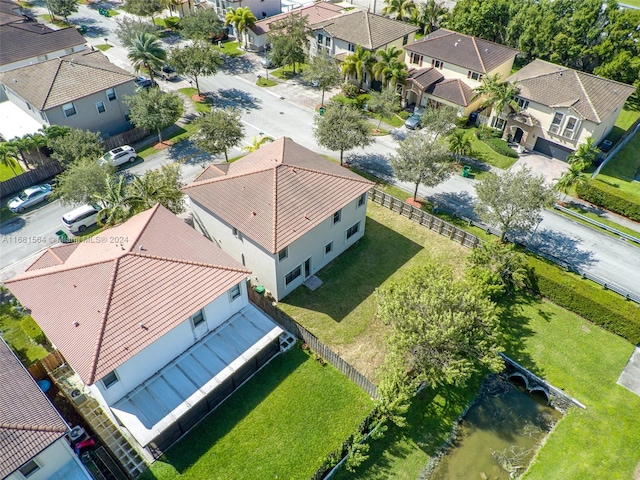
[313,10,418,51]
[426,78,475,107]
[405,28,518,73]
[0,338,68,478]
[506,59,636,123]
[407,67,443,89]
[0,50,135,110]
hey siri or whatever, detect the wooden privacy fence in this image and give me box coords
[0,161,63,198]
[370,188,481,249]
[248,289,379,399]
[27,350,65,381]
[102,127,149,151]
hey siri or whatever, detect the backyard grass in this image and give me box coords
[212,40,244,57]
[178,88,211,114]
[278,201,470,380]
[596,131,640,202]
[0,157,23,181]
[605,105,640,144]
[0,301,49,366]
[456,127,519,169]
[271,63,308,79]
[142,346,373,480]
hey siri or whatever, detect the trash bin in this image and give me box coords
[318,106,325,116]
[255,285,265,296]
[55,230,69,243]
[462,165,471,178]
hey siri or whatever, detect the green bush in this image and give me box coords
[475,127,502,140]
[341,82,360,98]
[481,137,519,158]
[529,256,640,344]
[163,16,181,30]
[330,95,360,109]
[576,180,640,221]
[455,117,469,128]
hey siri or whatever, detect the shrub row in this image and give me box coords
[480,137,519,158]
[528,256,640,344]
[330,93,369,110]
[576,180,640,222]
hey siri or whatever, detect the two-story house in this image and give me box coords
[310,10,418,90]
[183,137,375,301]
[204,0,281,23]
[5,204,288,454]
[0,50,136,137]
[497,59,636,160]
[0,337,92,480]
[402,29,519,116]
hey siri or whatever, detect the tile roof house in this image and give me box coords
[183,137,374,300]
[5,204,287,454]
[494,59,636,160]
[402,28,518,116]
[0,338,92,480]
[310,9,418,91]
[0,50,137,137]
[202,0,281,29]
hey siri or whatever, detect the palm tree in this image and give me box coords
[381,0,417,21]
[7,136,33,170]
[25,132,47,166]
[224,7,257,50]
[341,45,375,89]
[387,60,408,91]
[94,175,132,227]
[127,32,167,84]
[373,46,404,89]
[568,137,600,166]
[472,73,520,123]
[555,160,587,202]
[0,143,19,175]
[409,0,447,35]
[448,130,472,159]
[242,135,275,153]
[39,125,71,149]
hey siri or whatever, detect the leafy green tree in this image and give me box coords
[313,104,373,165]
[445,0,511,44]
[506,0,557,62]
[448,130,472,159]
[267,14,309,75]
[474,166,555,241]
[241,135,274,153]
[54,158,114,205]
[341,45,375,89]
[48,129,103,167]
[409,0,448,35]
[127,32,167,84]
[123,0,165,21]
[367,89,399,131]
[472,73,519,121]
[124,88,183,144]
[389,133,454,201]
[115,17,159,49]
[169,41,223,95]
[128,164,185,215]
[45,0,77,24]
[302,51,341,106]
[0,143,19,175]
[95,175,131,227]
[419,105,458,140]
[381,0,417,21]
[224,7,257,50]
[179,9,225,41]
[467,241,529,298]
[372,46,407,90]
[192,108,245,162]
[377,262,503,390]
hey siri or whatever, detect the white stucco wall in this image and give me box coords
[5,438,89,480]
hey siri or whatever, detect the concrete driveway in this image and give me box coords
[509,151,570,185]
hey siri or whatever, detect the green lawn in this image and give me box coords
[212,40,244,57]
[94,44,112,51]
[0,300,49,366]
[256,77,277,87]
[456,127,519,169]
[143,346,373,480]
[606,106,640,145]
[596,131,640,202]
[178,88,211,114]
[0,157,23,181]
[271,63,308,79]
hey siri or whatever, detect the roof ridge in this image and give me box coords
[0,423,67,434]
[272,163,278,253]
[573,70,600,123]
[45,246,65,265]
[38,57,62,110]
[5,257,117,283]
[88,257,120,385]
[471,36,486,72]
[365,12,373,49]
[456,79,467,106]
[277,163,375,185]
[130,252,251,274]
[183,164,275,189]
[126,203,161,253]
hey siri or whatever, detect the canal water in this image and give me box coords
[430,376,562,479]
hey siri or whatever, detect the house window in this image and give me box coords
[563,117,579,139]
[96,101,106,114]
[106,88,117,101]
[18,460,40,478]
[191,310,205,328]
[358,192,366,207]
[549,112,563,134]
[410,52,423,67]
[348,43,355,52]
[324,242,333,255]
[232,227,238,237]
[285,265,301,285]
[278,247,288,261]
[346,221,360,240]
[493,117,506,130]
[102,371,119,389]
[515,97,529,110]
[325,36,330,46]
[432,59,443,69]
[62,102,76,117]
[402,35,408,46]
[229,283,241,301]
[317,34,323,45]
[333,210,341,224]
[467,71,482,81]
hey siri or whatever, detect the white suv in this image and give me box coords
[99,145,137,167]
[62,204,105,233]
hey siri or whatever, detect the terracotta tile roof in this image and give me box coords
[5,205,250,385]
[194,163,229,182]
[405,28,518,74]
[184,137,374,254]
[425,78,475,107]
[0,21,86,67]
[251,2,343,35]
[506,59,636,124]
[0,50,134,110]
[0,338,68,478]
[313,10,418,51]
[407,66,443,89]
[26,243,79,272]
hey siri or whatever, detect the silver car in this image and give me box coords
[8,184,53,213]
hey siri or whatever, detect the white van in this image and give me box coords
[62,204,104,234]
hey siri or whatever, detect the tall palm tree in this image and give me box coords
[472,73,520,121]
[555,160,587,202]
[568,137,599,166]
[341,45,375,89]
[448,130,472,159]
[0,143,19,175]
[94,175,132,227]
[381,0,417,21]
[25,132,47,166]
[387,59,408,90]
[39,125,71,149]
[373,46,403,89]
[409,0,448,35]
[242,135,275,152]
[127,32,167,84]
[224,7,257,50]
[7,136,33,170]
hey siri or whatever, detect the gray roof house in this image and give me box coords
[0,50,137,137]
[0,337,92,480]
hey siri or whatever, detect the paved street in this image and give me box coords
[2,2,640,300]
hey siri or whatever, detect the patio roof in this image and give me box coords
[111,304,283,447]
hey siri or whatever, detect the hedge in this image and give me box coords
[481,137,519,158]
[528,256,640,344]
[576,180,640,221]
